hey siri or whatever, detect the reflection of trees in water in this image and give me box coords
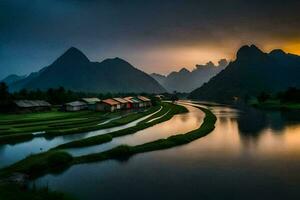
[237,107,267,137]
[236,106,300,138]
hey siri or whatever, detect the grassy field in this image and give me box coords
[0,104,215,180]
[0,106,160,144]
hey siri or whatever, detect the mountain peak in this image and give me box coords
[179,68,190,73]
[54,47,90,65]
[101,57,130,66]
[269,49,286,57]
[236,44,264,60]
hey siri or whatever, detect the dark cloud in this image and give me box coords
[1,0,300,79]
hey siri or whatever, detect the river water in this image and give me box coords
[0,107,162,168]
[6,101,300,199]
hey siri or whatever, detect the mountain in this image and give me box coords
[1,74,26,85]
[189,45,300,102]
[151,59,228,93]
[8,47,165,93]
[150,73,166,86]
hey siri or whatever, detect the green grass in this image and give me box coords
[0,106,160,144]
[0,104,215,180]
[54,103,187,149]
[0,151,73,178]
[0,110,106,136]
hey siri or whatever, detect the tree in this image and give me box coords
[0,82,13,112]
[279,87,300,103]
[171,91,179,103]
[0,82,10,101]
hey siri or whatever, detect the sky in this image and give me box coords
[1,0,300,79]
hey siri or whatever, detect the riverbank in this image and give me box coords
[0,104,216,179]
[0,106,160,144]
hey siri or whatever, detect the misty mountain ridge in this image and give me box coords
[189,45,300,102]
[1,74,26,85]
[151,59,228,93]
[3,47,165,93]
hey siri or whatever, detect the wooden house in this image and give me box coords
[96,99,120,112]
[14,100,51,113]
[132,97,144,108]
[113,98,131,109]
[65,101,87,111]
[123,97,134,109]
[81,98,101,110]
[137,96,152,107]
[124,97,141,108]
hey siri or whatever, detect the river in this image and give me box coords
[5,101,300,199]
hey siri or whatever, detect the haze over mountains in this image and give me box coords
[3,47,165,94]
[151,59,228,93]
[189,45,300,102]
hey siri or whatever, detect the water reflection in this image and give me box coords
[16,102,300,199]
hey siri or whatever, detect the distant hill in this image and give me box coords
[151,59,228,93]
[189,45,300,102]
[6,47,166,93]
[1,74,26,85]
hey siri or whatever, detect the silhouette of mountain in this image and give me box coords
[1,74,26,85]
[151,59,228,92]
[7,47,165,93]
[189,45,300,102]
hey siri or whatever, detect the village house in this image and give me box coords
[113,97,131,109]
[81,98,101,110]
[137,96,152,107]
[96,99,120,112]
[64,101,87,111]
[132,97,144,108]
[14,100,51,113]
[124,97,142,108]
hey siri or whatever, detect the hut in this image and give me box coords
[65,101,87,111]
[96,99,120,112]
[81,98,101,110]
[113,98,131,109]
[14,100,51,113]
[132,97,144,108]
[137,96,152,107]
[124,97,141,108]
[123,97,134,109]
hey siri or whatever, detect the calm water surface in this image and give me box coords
[0,107,162,168]
[28,102,300,199]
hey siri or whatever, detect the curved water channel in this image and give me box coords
[65,104,203,156]
[33,101,300,200]
[0,106,163,168]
